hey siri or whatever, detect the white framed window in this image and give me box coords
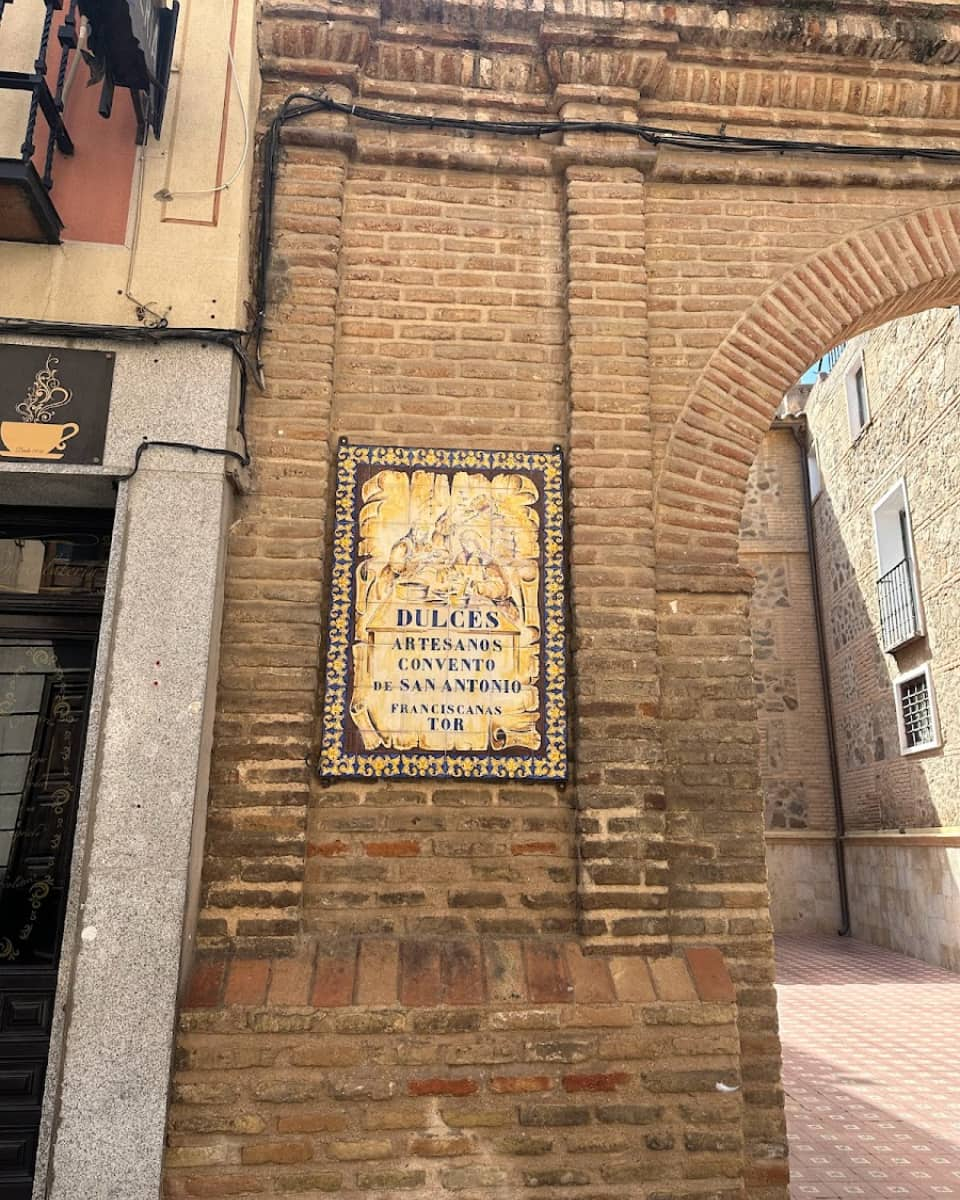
[893,665,941,755]
[845,352,870,440]
[807,438,822,501]
[872,479,923,651]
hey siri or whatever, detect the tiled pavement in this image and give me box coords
[776,934,960,1199]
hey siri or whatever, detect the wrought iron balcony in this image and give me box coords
[817,342,847,376]
[0,0,76,242]
[877,557,922,652]
[0,0,178,244]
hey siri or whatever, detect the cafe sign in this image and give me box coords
[0,344,114,465]
[319,443,568,781]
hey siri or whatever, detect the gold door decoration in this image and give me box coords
[320,444,567,781]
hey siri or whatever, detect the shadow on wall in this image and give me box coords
[810,489,960,971]
[811,488,935,832]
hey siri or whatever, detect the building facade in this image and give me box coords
[764,311,960,969]
[752,309,960,968]
[160,7,960,1200]
[0,2,258,1197]
[6,3,960,1199]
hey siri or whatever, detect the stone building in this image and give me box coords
[752,309,960,969]
[740,407,842,936]
[9,2,960,1199]
[0,2,258,1197]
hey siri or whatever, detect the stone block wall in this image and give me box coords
[845,840,960,972]
[765,840,840,936]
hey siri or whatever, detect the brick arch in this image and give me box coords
[654,204,960,1197]
[656,203,960,569]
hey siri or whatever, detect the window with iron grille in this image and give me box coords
[894,666,940,755]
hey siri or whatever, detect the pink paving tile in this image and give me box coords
[776,935,960,1200]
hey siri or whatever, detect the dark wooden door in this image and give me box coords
[0,509,111,1199]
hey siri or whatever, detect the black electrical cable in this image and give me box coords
[309,94,960,162]
[0,319,243,344]
[250,90,960,382]
[250,94,332,382]
[0,320,252,474]
[114,438,248,481]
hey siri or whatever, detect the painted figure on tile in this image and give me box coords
[350,467,542,756]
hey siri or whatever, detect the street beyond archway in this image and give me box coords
[777,935,960,1198]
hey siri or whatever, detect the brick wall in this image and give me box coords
[334,166,567,447]
[654,208,960,1183]
[305,782,576,940]
[306,162,574,941]
[167,944,744,1199]
[740,424,834,835]
[164,3,960,1196]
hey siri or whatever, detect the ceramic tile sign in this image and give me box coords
[0,344,115,465]
[319,443,568,781]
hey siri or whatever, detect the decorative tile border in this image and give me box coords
[318,443,568,782]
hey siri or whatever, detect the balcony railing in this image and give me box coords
[816,342,847,376]
[0,0,77,242]
[0,0,178,244]
[877,557,922,651]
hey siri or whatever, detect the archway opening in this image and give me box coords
[745,307,960,1198]
[654,206,960,1200]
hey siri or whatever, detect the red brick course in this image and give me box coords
[185,942,724,1009]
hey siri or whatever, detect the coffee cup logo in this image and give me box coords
[0,355,81,460]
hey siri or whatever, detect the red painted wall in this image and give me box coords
[38,13,138,245]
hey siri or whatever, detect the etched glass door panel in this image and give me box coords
[0,637,95,964]
[0,507,109,1200]
[0,634,96,1200]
